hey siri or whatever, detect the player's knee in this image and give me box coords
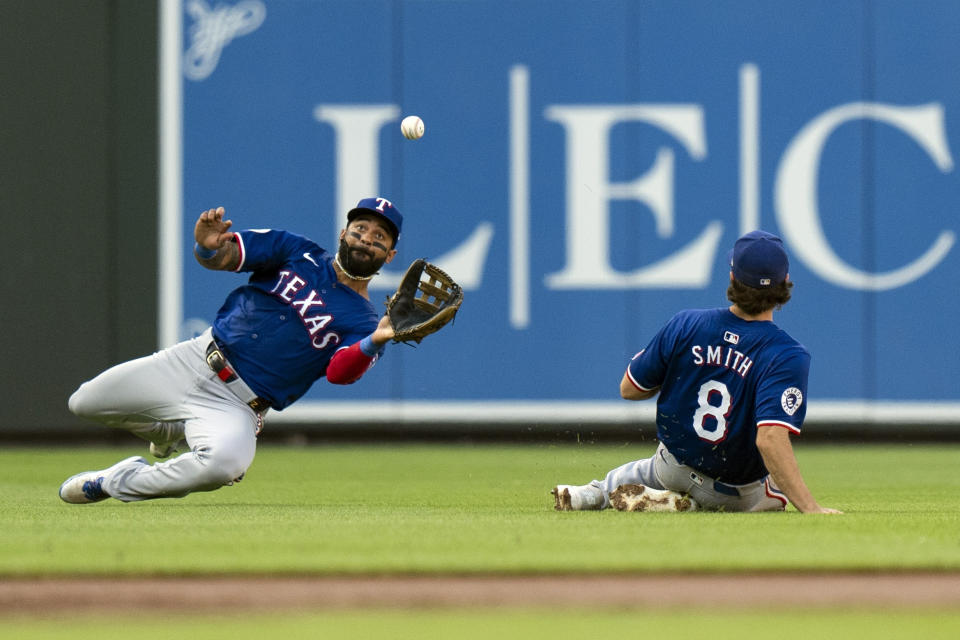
[193,444,252,486]
[67,384,99,419]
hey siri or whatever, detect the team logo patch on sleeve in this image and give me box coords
[781,387,803,415]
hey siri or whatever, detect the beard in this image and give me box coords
[336,237,387,278]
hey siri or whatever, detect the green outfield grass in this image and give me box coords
[4,609,960,640]
[2,442,958,637]
[1,442,958,574]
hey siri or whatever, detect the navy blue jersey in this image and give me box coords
[211,229,380,410]
[626,308,810,484]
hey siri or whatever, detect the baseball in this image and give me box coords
[401,115,425,140]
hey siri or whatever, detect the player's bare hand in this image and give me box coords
[803,506,843,514]
[370,314,396,346]
[194,206,234,249]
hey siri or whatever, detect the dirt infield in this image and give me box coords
[3,574,959,613]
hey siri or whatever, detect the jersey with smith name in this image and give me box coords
[211,229,380,411]
[626,308,810,484]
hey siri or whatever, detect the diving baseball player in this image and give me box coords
[60,198,404,503]
[553,230,841,514]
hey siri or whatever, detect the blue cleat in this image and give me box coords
[59,472,109,504]
[58,456,147,504]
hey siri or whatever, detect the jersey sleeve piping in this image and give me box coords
[232,232,246,272]
[757,420,801,434]
[626,367,656,392]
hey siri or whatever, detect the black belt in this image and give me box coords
[205,341,271,413]
[712,481,741,497]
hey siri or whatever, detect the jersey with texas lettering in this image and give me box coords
[626,308,810,484]
[211,229,380,410]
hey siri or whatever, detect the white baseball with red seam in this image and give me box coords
[401,115,425,140]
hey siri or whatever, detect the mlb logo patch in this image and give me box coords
[723,331,739,344]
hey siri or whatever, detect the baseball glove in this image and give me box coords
[386,259,463,344]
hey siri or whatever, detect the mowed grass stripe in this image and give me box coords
[1,443,958,574]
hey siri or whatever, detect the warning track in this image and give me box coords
[2,573,958,613]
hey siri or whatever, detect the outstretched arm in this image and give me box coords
[194,206,240,270]
[369,313,396,345]
[756,426,842,514]
[326,316,396,385]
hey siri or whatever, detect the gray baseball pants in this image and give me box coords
[598,442,788,512]
[68,329,260,501]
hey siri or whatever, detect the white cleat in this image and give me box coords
[609,484,698,512]
[58,456,147,504]
[551,484,605,511]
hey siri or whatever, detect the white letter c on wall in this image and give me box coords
[775,102,955,291]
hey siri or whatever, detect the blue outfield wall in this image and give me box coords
[163,0,960,427]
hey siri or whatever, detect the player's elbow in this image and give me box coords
[755,424,791,455]
[326,371,360,385]
[325,343,375,385]
[326,359,362,384]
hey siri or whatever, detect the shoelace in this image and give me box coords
[81,478,104,501]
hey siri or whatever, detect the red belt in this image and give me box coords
[205,341,271,413]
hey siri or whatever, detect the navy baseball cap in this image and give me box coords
[729,230,789,288]
[347,197,403,245]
